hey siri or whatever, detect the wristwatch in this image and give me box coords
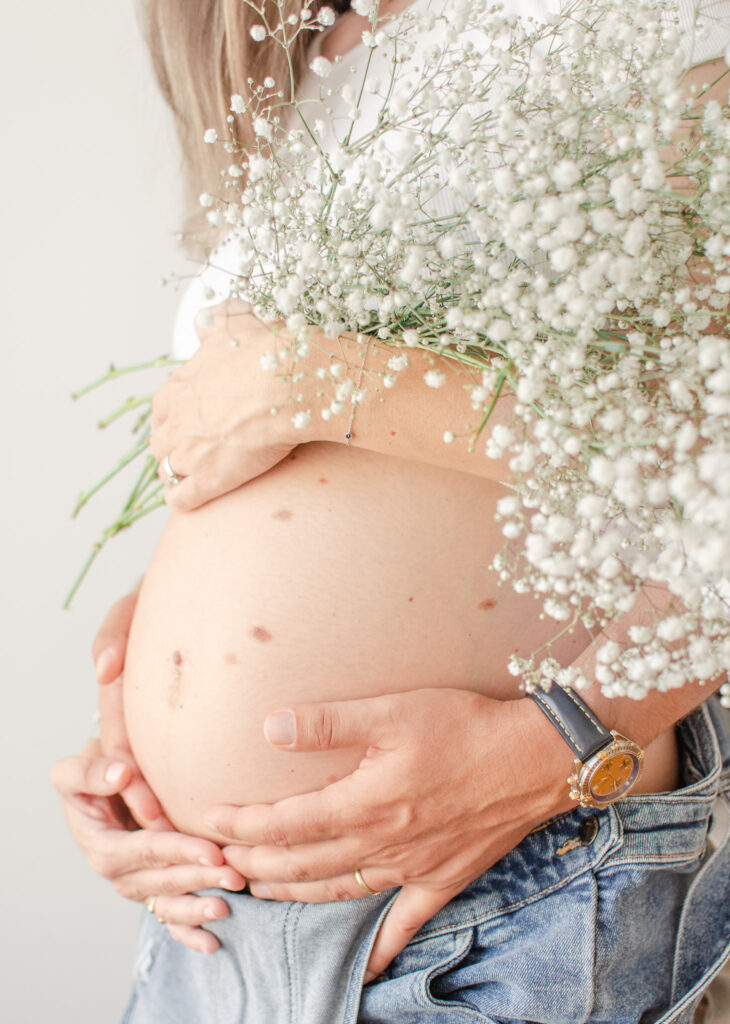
[529,680,644,808]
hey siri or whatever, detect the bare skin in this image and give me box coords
[55,17,729,976]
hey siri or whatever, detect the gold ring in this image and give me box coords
[146,894,164,921]
[354,868,379,896]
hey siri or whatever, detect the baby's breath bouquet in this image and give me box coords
[82,0,730,704]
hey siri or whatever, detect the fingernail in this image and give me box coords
[249,882,272,899]
[264,711,296,746]
[199,856,215,867]
[95,648,116,682]
[105,763,127,785]
[220,878,242,891]
[204,905,226,920]
[363,970,377,985]
[204,819,221,834]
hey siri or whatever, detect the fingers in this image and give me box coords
[93,589,140,684]
[85,827,234,885]
[153,894,230,929]
[263,694,397,752]
[220,835,363,884]
[51,754,132,800]
[247,866,392,904]
[365,885,457,982]
[206,776,367,846]
[167,923,221,955]
[112,863,244,901]
[121,776,170,830]
[163,474,220,513]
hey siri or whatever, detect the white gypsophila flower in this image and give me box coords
[199,193,215,208]
[253,118,272,139]
[352,0,378,17]
[424,369,446,388]
[230,94,246,114]
[250,24,266,41]
[291,410,312,430]
[310,56,333,78]
[204,129,218,144]
[260,351,278,372]
[318,6,336,26]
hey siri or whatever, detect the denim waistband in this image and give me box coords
[410,699,727,945]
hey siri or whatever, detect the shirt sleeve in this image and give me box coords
[675,0,730,66]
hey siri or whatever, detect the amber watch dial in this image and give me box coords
[587,752,641,804]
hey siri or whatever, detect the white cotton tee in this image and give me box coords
[172,0,730,359]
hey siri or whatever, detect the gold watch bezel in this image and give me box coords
[567,732,644,808]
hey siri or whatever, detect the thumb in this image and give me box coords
[263,694,396,752]
[365,885,459,982]
[92,588,140,684]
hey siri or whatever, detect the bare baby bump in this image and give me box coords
[124,442,593,839]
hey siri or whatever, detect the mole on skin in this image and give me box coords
[272,509,293,520]
[169,650,184,709]
[318,477,328,484]
[251,626,273,643]
[224,652,239,665]
[478,598,497,611]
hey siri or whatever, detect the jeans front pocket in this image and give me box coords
[419,871,598,1024]
[359,928,497,1023]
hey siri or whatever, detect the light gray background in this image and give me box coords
[3,2,188,1020]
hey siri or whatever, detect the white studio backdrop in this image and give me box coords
[2,2,189,1021]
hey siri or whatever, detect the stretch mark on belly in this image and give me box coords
[272,509,293,520]
[251,626,273,643]
[478,598,497,611]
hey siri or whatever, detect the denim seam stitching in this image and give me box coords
[416,928,486,1017]
[593,849,705,869]
[409,864,597,941]
[655,938,730,1024]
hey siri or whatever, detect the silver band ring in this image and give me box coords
[162,454,181,486]
[354,868,379,896]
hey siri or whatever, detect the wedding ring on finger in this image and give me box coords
[354,868,380,896]
[146,894,165,923]
[162,454,181,487]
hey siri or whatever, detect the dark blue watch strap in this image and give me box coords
[529,681,613,761]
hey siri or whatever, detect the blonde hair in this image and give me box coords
[142,0,350,241]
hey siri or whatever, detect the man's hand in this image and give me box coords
[205,689,573,980]
[52,742,246,954]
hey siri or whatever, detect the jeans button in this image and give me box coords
[579,815,599,846]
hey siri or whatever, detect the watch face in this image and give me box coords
[587,751,641,805]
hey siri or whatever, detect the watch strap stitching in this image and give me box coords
[531,689,581,749]
[560,686,606,733]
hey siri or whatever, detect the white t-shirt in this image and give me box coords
[173,0,730,358]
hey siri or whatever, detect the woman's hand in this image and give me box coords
[150,301,310,512]
[205,689,574,980]
[52,742,246,954]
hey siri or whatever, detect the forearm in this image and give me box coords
[313,331,514,480]
[567,583,724,749]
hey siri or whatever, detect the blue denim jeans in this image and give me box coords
[122,698,730,1024]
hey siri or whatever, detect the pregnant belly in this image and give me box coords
[124,442,594,839]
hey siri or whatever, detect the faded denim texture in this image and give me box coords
[122,699,730,1024]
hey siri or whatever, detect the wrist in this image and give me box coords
[509,697,577,820]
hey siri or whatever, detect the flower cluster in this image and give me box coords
[76,0,730,705]
[196,0,730,703]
